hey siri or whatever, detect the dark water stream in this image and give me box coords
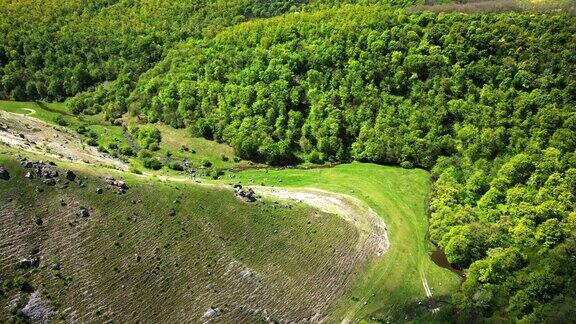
[430,248,466,280]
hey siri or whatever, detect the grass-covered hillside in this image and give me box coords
[0,101,460,322]
[0,151,379,322]
[219,164,460,321]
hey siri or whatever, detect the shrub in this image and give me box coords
[142,157,162,170]
[128,165,142,174]
[308,151,322,164]
[211,169,225,179]
[149,142,160,151]
[77,124,88,135]
[221,154,229,162]
[168,162,184,171]
[119,145,134,156]
[108,142,118,150]
[13,276,33,292]
[233,156,241,163]
[400,161,414,169]
[54,115,68,126]
[129,124,161,150]
[138,149,152,159]
[86,138,97,146]
[201,159,212,168]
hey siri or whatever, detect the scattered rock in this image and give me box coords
[202,307,221,319]
[96,188,103,194]
[21,292,53,324]
[168,209,176,217]
[36,187,44,193]
[18,257,40,269]
[25,171,33,179]
[35,217,43,226]
[43,178,56,186]
[234,186,256,203]
[40,169,58,179]
[0,167,9,180]
[134,254,141,262]
[104,177,128,190]
[20,158,59,179]
[240,269,253,280]
[65,170,76,181]
[78,207,90,218]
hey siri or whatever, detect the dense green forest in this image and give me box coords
[0,0,312,103]
[1,0,576,322]
[0,0,415,105]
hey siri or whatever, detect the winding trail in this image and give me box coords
[255,186,389,256]
[20,108,36,115]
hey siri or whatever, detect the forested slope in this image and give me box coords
[0,0,308,105]
[0,0,414,107]
[125,6,576,321]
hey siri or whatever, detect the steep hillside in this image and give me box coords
[0,107,461,322]
[0,151,383,322]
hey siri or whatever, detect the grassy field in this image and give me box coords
[215,164,461,322]
[0,149,374,322]
[144,122,246,170]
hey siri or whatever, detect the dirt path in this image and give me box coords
[20,108,36,115]
[254,186,389,256]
